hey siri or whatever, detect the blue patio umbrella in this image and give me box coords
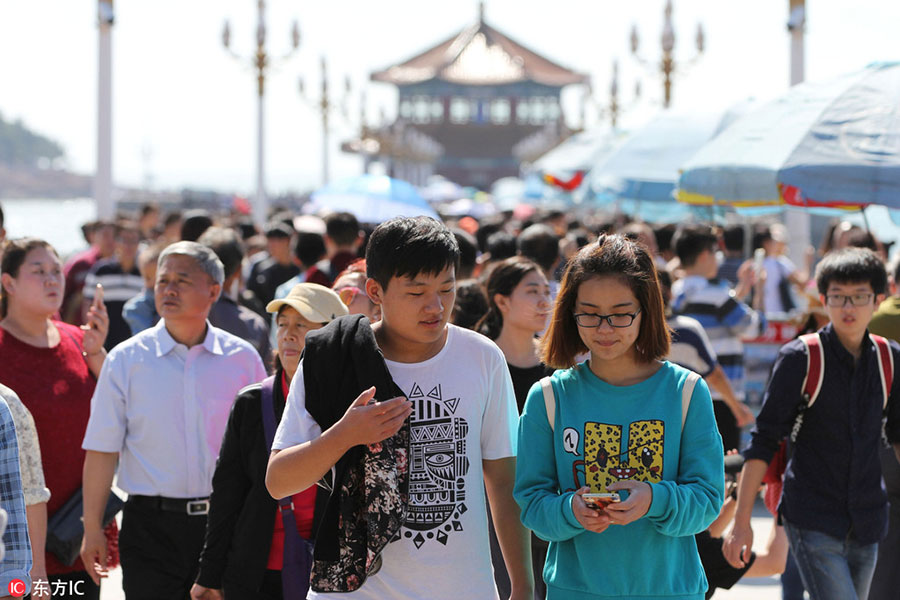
[584,108,749,221]
[308,174,439,224]
[678,62,900,210]
[532,128,624,175]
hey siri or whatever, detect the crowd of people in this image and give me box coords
[0,198,897,600]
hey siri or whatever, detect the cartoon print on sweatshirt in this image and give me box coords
[570,420,665,492]
[402,382,470,549]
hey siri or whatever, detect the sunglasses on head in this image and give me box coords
[335,286,363,306]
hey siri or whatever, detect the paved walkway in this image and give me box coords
[98,505,788,600]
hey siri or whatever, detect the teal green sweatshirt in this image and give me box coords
[514,361,724,600]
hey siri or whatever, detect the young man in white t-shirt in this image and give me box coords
[266,216,533,600]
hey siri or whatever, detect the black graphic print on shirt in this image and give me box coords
[567,420,665,493]
[400,382,470,549]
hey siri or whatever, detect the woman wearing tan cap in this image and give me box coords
[191,283,347,600]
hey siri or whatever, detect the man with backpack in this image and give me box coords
[724,248,900,600]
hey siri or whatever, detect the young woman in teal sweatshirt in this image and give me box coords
[514,234,724,600]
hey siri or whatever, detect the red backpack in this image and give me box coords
[761,332,894,515]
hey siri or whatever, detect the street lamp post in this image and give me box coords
[222,1,299,225]
[580,59,642,130]
[630,0,704,108]
[95,0,115,220]
[299,56,351,186]
[785,0,810,269]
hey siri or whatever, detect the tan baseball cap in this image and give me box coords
[266,282,349,323]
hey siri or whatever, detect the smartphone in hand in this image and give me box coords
[582,492,621,511]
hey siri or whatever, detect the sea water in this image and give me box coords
[2,197,96,259]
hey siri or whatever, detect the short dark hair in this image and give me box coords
[486,231,517,261]
[673,225,718,267]
[475,256,541,339]
[451,228,478,280]
[654,224,676,255]
[518,224,559,272]
[542,234,670,368]
[294,232,326,269]
[198,226,245,280]
[235,218,258,241]
[452,279,489,330]
[181,210,213,242]
[139,202,159,218]
[845,229,879,253]
[815,247,887,296]
[366,217,460,289]
[722,225,745,253]
[475,217,504,253]
[1,238,59,318]
[325,212,361,247]
[163,211,183,228]
[0,201,4,229]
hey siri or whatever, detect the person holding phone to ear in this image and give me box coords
[0,238,109,599]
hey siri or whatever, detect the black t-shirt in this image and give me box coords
[507,363,554,414]
[247,259,301,306]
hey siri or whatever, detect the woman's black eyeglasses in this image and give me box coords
[572,309,641,328]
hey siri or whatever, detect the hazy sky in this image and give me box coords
[1,0,898,196]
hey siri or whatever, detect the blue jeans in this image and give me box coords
[783,519,878,600]
[781,549,805,600]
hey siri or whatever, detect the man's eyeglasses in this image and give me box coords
[573,309,641,328]
[824,293,874,307]
[335,286,363,307]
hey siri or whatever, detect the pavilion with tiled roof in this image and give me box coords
[346,3,588,189]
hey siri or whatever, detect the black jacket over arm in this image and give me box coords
[195,369,290,596]
[301,314,407,569]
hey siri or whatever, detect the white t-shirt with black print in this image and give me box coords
[272,324,518,600]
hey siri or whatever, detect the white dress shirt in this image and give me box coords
[82,320,266,498]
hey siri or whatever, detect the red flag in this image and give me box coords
[543,171,585,191]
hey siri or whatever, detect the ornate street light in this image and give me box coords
[298,56,352,186]
[630,0,704,108]
[222,1,300,225]
[580,59,641,130]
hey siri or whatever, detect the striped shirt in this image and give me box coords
[671,275,765,400]
[84,259,144,350]
[666,314,717,377]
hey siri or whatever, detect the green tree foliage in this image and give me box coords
[0,112,65,166]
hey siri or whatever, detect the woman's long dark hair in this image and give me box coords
[475,256,542,340]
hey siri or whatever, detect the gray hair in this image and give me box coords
[158,241,225,288]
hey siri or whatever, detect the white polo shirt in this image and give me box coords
[82,320,266,498]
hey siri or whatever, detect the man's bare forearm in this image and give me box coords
[484,457,533,599]
[266,426,353,499]
[82,451,118,530]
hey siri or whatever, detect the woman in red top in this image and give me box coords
[191,283,348,600]
[0,238,110,600]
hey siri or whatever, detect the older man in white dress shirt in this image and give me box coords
[80,241,266,600]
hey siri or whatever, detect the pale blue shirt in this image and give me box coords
[82,320,266,498]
